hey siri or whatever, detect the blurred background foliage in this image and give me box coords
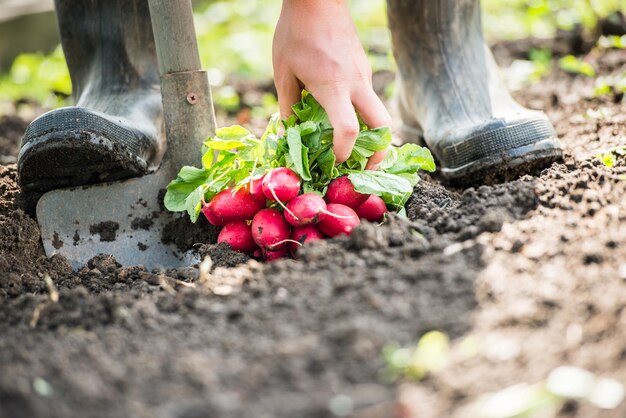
[0,0,625,115]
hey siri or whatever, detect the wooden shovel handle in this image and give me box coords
[148,0,202,75]
[147,0,216,169]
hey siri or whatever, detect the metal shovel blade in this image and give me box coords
[36,162,199,271]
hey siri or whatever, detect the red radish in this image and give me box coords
[262,168,301,203]
[318,203,360,237]
[356,195,388,222]
[210,188,266,222]
[247,176,266,204]
[251,208,291,250]
[284,193,327,226]
[263,247,287,262]
[325,176,369,209]
[217,221,258,255]
[289,225,325,254]
[202,203,227,227]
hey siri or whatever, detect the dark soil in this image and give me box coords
[88,221,120,242]
[1,45,626,418]
[0,114,27,163]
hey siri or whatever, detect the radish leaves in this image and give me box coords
[164,91,435,222]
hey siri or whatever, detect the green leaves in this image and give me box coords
[164,166,210,212]
[341,143,435,211]
[382,143,436,174]
[347,171,413,195]
[596,146,626,169]
[345,170,416,212]
[214,125,254,141]
[164,126,273,223]
[185,185,207,223]
[559,55,596,77]
[164,91,436,222]
[345,127,393,170]
[291,91,332,130]
[286,127,312,181]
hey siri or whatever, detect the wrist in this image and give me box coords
[281,0,348,16]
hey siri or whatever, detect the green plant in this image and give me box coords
[164,92,435,224]
[482,0,626,41]
[594,73,626,97]
[597,34,626,49]
[0,46,71,109]
[559,55,596,76]
[596,146,626,168]
[380,331,451,383]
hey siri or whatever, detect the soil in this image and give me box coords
[1,44,626,418]
[0,114,27,164]
[88,221,120,242]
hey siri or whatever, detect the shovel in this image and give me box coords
[36,0,215,270]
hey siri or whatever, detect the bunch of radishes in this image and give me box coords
[164,93,436,260]
[203,167,388,261]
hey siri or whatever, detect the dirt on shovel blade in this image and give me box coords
[1,47,626,418]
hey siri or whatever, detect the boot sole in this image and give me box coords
[441,140,563,185]
[400,119,564,184]
[18,108,151,192]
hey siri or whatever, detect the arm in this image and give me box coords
[273,0,391,169]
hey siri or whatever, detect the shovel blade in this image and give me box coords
[36,168,200,271]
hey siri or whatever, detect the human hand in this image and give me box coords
[273,0,391,169]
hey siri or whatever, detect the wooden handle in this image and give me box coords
[147,0,216,169]
[148,0,202,75]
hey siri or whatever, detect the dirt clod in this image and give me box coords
[89,221,119,241]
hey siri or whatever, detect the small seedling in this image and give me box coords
[559,55,596,77]
[596,146,626,168]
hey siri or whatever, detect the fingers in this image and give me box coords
[285,84,392,167]
[365,150,387,170]
[314,91,360,163]
[352,88,392,129]
[275,74,302,120]
[352,88,392,170]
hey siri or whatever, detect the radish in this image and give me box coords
[318,203,360,237]
[262,167,301,203]
[284,193,356,227]
[202,203,227,227]
[247,176,266,204]
[263,247,288,262]
[284,193,327,226]
[217,221,258,255]
[289,225,325,254]
[325,176,369,209]
[210,187,266,222]
[251,208,291,250]
[356,195,388,222]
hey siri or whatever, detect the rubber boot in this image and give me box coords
[17,0,165,192]
[387,0,563,181]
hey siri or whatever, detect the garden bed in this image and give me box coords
[1,46,625,418]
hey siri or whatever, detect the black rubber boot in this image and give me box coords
[387,0,563,181]
[17,0,165,192]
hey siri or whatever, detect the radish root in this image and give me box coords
[320,209,355,220]
[268,183,299,221]
[268,239,302,251]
